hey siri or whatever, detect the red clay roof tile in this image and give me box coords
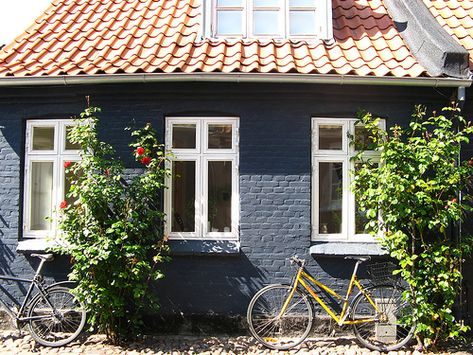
[0,0,441,78]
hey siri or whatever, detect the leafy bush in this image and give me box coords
[55,107,171,343]
[352,105,473,349]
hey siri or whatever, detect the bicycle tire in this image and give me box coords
[247,284,313,350]
[351,284,415,352]
[27,286,86,347]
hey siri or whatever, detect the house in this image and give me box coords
[0,0,472,330]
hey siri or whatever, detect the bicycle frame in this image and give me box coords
[0,258,56,324]
[280,261,379,326]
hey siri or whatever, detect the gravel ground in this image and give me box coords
[0,332,472,355]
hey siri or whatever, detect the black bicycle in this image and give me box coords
[0,253,86,347]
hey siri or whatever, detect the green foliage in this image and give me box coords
[54,107,172,343]
[352,105,473,348]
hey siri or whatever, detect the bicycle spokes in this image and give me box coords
[247,285,313,350]
[28,287,86,347]
[352,285,414,351]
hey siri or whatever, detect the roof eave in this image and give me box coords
[0,73,470,88]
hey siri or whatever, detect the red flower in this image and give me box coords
[64,161,72,168]
[60,200,68,209]
[105,169,110,177]
[469,160,473,166]
[136,147,145,156]
[452,198,457,203]
[141,156,152,165]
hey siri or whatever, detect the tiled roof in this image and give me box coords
[423,0,473,71]
[0,0,429,78]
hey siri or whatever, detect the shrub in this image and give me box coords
[55,107,172,343]
[352,105,473,349]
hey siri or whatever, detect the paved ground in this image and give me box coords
[0,332,472,355]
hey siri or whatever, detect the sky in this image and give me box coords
[0,0,53,45]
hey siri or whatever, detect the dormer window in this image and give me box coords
[210,0,332,39]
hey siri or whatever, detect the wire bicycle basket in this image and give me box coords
[367,261,399,285]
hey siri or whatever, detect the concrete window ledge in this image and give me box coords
[310,241,387,256]
[17,239,59,253]
[169,240,240,256]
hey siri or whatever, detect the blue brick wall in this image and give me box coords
[0,82,458,319]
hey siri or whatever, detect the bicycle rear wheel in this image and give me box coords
[27,286,86,347]
[247,284,313,350]
[351,284,415,351]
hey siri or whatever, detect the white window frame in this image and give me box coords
[165,117,240,240]
[210,0,332,39]
[311,117,385,242]
[23,119,80,239]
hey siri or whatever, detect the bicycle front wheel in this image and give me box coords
[27,286,86,347]
[351,284,415,352]
[247,284,313,350]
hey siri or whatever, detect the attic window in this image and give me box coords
[210,0,332,39]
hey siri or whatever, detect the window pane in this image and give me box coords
[65,126,80,150]
[289,0,316,6]
[289,11,316,35]
[355,125,378,151]
[208,124,232,149]
[208,161,232,232]
[254,0,280,6]
[217,10,243,35]
[30,162,53,230]
[172,124,196,149]
[218,0,243,6]
[172,161,195,232]
[319,125,343,150]
[319,162,342,234]
[253,10,280,35]
[32,127,55,150]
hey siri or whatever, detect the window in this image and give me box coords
[165,117,239,240]
[211,0,332,39]
[311,118,384,242]
[23,120,80,239]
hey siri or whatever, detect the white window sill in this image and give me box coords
[17,239,59,253]
[310,241,387,256]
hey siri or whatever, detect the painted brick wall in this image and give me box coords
[0,82,458,323]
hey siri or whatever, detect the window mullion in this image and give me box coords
[246,0,251,37]
[284,0,289,37]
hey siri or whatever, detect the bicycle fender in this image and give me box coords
[46,280,77,290]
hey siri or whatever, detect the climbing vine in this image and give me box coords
[352,105,473,349]
[55,106,172,343]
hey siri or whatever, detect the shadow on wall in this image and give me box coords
[0,219,15,275]
[307,256,385,313]
[150,251,266,334]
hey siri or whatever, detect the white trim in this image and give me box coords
[320,0,333,40]
[23,119,80,239]
[165,117,240,241]
[313,156,348,241]
[212,0,328,39]
[313,119,349,154]
[167,118,201,154]
[311,117,384,242]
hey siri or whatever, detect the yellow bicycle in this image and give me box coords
[247,255,415,351]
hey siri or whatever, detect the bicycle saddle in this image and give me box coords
[31,254,54,261]
[344,256,371,262]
